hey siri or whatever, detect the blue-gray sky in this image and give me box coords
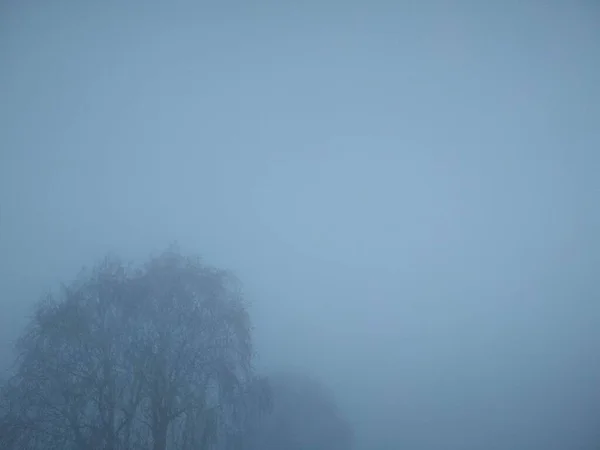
[1,1,599,449]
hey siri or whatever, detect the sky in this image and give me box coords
[1,1,599,449]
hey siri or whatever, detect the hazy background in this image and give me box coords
[1,1,599,449]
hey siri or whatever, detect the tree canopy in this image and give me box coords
[0,247,271,450]
[244,371,354,450]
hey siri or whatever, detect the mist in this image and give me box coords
[1,1,599,449]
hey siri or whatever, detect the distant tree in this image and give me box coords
[0,247,270,450]
[245,371,354,450]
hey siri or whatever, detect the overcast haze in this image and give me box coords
[1,1,599,449]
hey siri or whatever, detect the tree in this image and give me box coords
[0,247,269,450]
[245,371,354,450]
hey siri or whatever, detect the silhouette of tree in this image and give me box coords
[245,371,353,450]
[0,247,269,450]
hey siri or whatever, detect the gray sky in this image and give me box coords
[1,1,599,449]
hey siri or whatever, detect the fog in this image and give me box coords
[1,1,599,448]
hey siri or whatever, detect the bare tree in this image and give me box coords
[0,247,267,450]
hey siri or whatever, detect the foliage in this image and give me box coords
[244,371,353,450]
[0,247,270,450]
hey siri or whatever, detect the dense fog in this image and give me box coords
[1,1,599,449]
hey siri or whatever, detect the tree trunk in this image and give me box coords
[152,421,168,450]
